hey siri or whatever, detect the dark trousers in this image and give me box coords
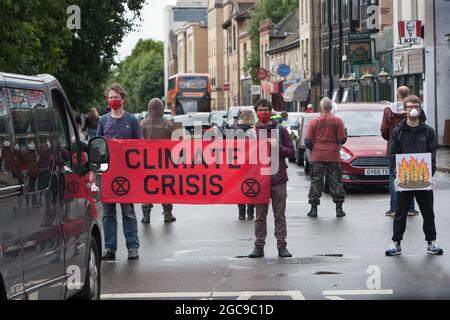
[238,204,255,214]
[392,190,437,242]
[142,203,173,213]
[255,183,287,248]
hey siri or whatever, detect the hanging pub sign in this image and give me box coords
[399,20,422,46]
[349,32,372,65]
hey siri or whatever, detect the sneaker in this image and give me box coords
[128,249,139,260]
[427,241,444,255]
[101,250,116,261]
[248,246,264,258]
[278,246,292,258]
[385,242,401,256]
[385,209,396,217]
[238,214,246,221]
[408,209,420,216]
[247,212,254,220]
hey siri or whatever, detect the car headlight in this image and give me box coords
[340,150,352,161]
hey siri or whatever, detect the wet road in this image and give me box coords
[99,163,450,300]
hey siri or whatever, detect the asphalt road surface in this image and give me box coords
[99,163,450,300]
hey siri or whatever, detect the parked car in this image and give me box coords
[163,109,173,121]
[295,112,320,171]
[173,112,214,139]
[284,112,302,162]
[209,110,227,136]
[331,103,389,189]
[0,72,110,300]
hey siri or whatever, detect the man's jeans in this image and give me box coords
[102,203,140,252]
[389,168,415,211]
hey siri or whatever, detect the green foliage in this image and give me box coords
[0,0,146,113]
[113,39,164,113]
[244,0,298,83]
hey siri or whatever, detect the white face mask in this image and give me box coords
[28,144,35,150]
[409,108,419,118]
[3,140,10,147]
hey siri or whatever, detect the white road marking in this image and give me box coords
[325,296,346,300]
[322,289,393,296]
[164,259,176,262]
[101,290,306,300]
[174,250,192,255]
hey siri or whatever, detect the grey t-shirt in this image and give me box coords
[97,111,143,139]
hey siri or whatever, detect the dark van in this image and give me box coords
[0,72,110,300]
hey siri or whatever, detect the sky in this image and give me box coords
[116,0,177,62]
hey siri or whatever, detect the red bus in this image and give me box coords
[167,73,211,115]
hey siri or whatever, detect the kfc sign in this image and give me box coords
[399,20,422,46]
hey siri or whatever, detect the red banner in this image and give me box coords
[101,139,270,204]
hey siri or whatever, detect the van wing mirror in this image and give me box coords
[88,137,110,173]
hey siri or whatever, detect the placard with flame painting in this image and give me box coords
[395,153,432,191]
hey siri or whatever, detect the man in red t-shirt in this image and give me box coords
[304,97,347,218]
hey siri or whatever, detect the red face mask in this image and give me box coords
[257,111,271,124]
[108,99,122,110]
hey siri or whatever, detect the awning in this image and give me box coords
[283,81,309,102]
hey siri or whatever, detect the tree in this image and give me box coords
[244,0,298,83]
[0,0,146,113]
[113,39,164,113]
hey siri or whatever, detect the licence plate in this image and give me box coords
[365,168,389,176]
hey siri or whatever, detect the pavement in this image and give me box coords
[437,147,450,173]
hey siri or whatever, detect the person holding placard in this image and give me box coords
[385,95,443,256]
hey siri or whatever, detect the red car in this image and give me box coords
[332,103,390,188]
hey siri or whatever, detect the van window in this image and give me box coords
[0,87,21,188]
[51,89,80,173]
[7,88,53,192]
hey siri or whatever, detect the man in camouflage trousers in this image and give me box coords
[304,97,347,218]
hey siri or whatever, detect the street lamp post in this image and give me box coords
[378,68,391,101]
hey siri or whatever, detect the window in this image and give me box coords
[333,0,339,23]
[342,0,349,21]
[7,88,53,191]
[0,87,19,187]
[51,89,80,173]
[352,0,360,21]
[322,0,329,26]
[306,39,309,73]
[233,25,236,51]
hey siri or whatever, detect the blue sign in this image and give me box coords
[277,64,291,77]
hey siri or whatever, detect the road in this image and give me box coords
[99,163,450,300]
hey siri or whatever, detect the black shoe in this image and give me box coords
[141,211,150,224]
[248,246,264,258]
[336,203,346,218]
[247,212,254,220]
[164,212,176,222]
[239,214,246,220]
[278,246,292,258]
[307,205,318,218]
[101,250,116,261]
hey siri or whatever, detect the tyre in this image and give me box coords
[73,237,101,300]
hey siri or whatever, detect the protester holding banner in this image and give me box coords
[385,95,443,256]
[97,82,143,261]
[304,97,347,218]
[248,99,295,258]
[139,98,176,224]
[236,109,257,221]
[380,86,422,217]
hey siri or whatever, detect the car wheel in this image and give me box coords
[304,159,310,174]
[73,237,101,300]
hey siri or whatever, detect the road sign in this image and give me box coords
[277,64,291,77]
[222,83,230,91]
[251,85,261,95]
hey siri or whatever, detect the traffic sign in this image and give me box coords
[277,64,291,77]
